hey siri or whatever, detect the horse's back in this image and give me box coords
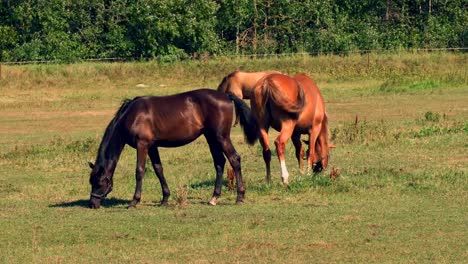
[259,73,305,105]
[218,70,281,99]
[122,89,233,147]
[251,73,306,129]
[293,74,322,97]
[293,74,326,129]
[293,73,325,111]
[237,71,281,88]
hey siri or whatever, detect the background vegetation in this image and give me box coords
[1,0,467,62]
[0,52,467,262]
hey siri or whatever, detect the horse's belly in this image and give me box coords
[155,137,200,148]
[154,128,202,147]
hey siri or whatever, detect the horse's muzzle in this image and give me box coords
[88,186,112,209]
[89,196,101,209]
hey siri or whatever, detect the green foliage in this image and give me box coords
[424,111,441,122]
[413,122,467,138]
[379,79,442,94]
[0,0,466,61]
[331,119,393,145]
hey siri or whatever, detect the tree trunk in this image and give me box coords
[253,0,257,52]
[386,0,391,21]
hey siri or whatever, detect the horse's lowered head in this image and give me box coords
[88,162,113,209]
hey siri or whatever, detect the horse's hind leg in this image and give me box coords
[129,142,148,208]
[274,121,295,185]
[219,137,245,204]
[259,128,272,183]
[205,135,227,206]
[148,146,170,206]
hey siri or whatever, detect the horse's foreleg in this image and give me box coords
[259,128,272,183]
[291,133,304,173]
[129,143,148,208]
[148,146,170,206]
[206,137,227,206]
[221,139,245,205]
[307,123,322,175]
[317,127,330,170]
[274,122,295,185]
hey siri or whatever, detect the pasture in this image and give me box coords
[0,52,467,263]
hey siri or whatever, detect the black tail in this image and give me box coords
[228,94,258,145]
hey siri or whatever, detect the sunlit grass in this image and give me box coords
[0,52,467,263]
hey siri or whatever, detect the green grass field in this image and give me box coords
[1,52,467,263]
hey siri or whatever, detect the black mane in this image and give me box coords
[94,98,136,168]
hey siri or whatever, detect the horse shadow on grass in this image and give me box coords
[49,179,232,208]
[190,179,227,189]
[49,197,130,208]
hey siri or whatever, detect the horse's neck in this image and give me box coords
[97,130,125,173]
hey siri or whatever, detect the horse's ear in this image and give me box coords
[88,162,95,169]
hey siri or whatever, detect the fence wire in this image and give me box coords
[1,47,467,65]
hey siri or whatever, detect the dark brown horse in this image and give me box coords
[88,89,257,209]
[250,73,330,184]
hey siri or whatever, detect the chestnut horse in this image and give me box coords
[250,73,330,184]
[217,70,281,125]
[88,89,257,209]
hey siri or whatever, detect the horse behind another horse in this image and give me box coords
[217,70,281,125]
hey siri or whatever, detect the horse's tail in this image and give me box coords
[228,94,258,145]
[258,77,305,120]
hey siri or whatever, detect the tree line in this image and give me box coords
[0,0,466,62]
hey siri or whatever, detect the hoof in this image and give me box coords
[127,205,137,209]
[208,197,217,206]
[235,200,244,205]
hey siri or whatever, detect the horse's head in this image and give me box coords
[301,139,333,173]
[88,162,113,209]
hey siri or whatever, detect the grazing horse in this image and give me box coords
[88,89,257,209]
[250,73,330,184]
[217,70,281,125]
[293,73,331,173]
